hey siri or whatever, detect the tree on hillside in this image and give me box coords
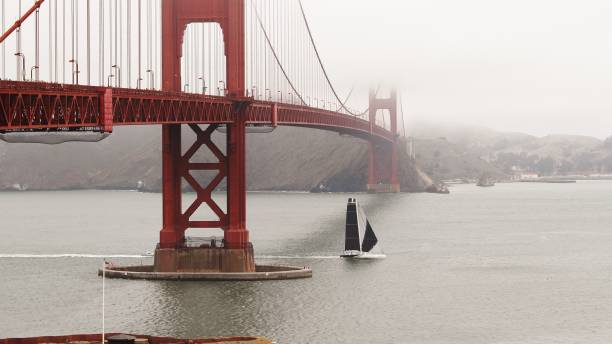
[536,157,555,176]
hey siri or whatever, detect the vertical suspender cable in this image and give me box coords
[213,26,216,93]
[197,24,200,93]
[264,0,268,94]
[250,1,254,92]
[119,0,123,87]
[109,0,113,85]
[35,7,39,81]
[256,0,260,97]
[195,27,198,92]
[153,0,157,89]
[70,0,74,83]
[16,0,22,80]
[99,0,104,86]
[62,0,65,83]
[55,0,58,82]
[187,26,190,92]
[127,1,131,88]
[191,28,195,91]
[75,0,78,84]
[1,0,4,79]
[137,0,141,88]
[273,0,276,97]
[207,25,211,95]
[200,24,204,94]
[49,0,52,81]
[274,0,278,97]
[193,26,196,91]
[285,1,288,100]
[86,0,90,85]
[155,0,159,90]
[147,0,151,89]
[114,0,118,86]
[183,28,186,91]
[181,29,190,91]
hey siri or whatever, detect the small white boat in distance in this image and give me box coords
[341,198,386,259]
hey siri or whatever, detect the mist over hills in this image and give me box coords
[3,122,610,192]
[410,121,612,180]
[0,126,431,192]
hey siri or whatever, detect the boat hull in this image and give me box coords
[340,252,387,259]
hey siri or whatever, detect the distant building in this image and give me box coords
[516,172,539,180]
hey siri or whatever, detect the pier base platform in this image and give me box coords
[98,264,312,281]
[1,333,272,344]
[154,244,256,273]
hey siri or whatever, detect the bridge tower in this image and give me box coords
[367,89,400,193]
[155,0,255,273]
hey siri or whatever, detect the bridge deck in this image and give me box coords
[0,81,393,143]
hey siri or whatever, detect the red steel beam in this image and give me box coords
[0,81,394,142]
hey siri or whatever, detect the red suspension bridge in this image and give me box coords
[0,0,402,273]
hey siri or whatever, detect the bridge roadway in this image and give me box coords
[0,80,394,143]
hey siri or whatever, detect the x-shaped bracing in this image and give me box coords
[181,124,228,230]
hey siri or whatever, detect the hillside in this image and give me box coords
[0,126,432,192]
[408,121,612,180]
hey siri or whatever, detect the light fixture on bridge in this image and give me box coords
[68,59,79,84]
[30,66,39,82]
[146,69,155,90]
[14,52,26,81]
[198,76,207,94]
[111,65,121,87]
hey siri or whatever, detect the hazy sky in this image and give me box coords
[303,0,612,138]
[1,0,611,138]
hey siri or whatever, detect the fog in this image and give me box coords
[304,0,612,138]
[2,0,612,138]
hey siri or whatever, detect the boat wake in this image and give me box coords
[0,253,151,259]
[0,253,340,260]
[255,255,340,260]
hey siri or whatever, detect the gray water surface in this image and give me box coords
[2,182,612,343]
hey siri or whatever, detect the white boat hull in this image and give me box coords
[354,252,386,259]
[340,251,386,259]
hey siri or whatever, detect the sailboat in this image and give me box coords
[341,198,386,259]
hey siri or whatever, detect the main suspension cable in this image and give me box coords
[297,0,367,116]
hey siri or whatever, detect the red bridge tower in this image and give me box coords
[155,0,254,273]
[368,89,400,193]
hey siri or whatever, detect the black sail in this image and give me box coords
[345,198,361,251]
[361,220,378,252]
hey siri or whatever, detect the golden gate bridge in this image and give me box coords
[0,0,402,275]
